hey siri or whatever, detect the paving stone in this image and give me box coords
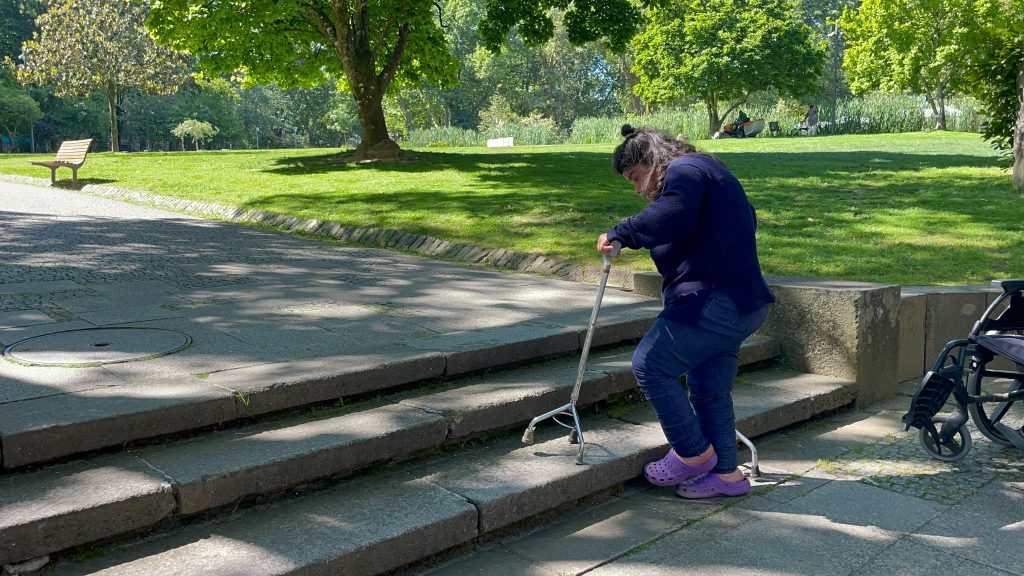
[855,538,1012,576]
[0,454,174,565]
[911,480,1024,575]
[0,361,120,405]
[505,492,686,576]
[421,546,555,576]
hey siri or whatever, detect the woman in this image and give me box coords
[597,125,774,498]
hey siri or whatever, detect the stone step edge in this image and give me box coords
[39,372,859,576]
[0,174,634,288]
[0,338,781,567]
[0,311,660,469]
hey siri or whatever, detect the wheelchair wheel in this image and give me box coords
[966,363,1024,446]
[919,416,972,462]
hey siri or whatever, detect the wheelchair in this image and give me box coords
[903,279,1024,462]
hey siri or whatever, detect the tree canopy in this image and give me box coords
[0,67,42,151]
[840,0,976,130]
[632,0,824,134]
[964,0,1024,191]
[146,0,652,160]
[16,0,187,152]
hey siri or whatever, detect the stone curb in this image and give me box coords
[0,174,628,288]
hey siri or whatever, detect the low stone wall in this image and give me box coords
[632,272,1004,407]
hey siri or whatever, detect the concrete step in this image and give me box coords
[0,305,660,469]
[37,367,857,576]
[0,337,779,567]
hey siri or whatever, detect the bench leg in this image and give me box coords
[72,167,78,186]
[50,166,57,185]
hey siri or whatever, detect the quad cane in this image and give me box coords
[522,241,621,465]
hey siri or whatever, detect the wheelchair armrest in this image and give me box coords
[992,279,1024,294]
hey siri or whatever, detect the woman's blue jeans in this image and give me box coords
[632,292,769,474]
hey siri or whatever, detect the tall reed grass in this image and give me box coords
[404,93,981,147]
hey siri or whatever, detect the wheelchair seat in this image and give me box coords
[975,334,1024,365]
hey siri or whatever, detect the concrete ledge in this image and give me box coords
[761,277,900,407]
[205,350,448,417]
[0,378,237,469]
[138,405,449,515]
[0,455,175,566]
[616,367,858,440]
[898,293,927,382]
[902,285,999,375]
[45,479,478,576]
[408,417,667,533]
[409,324,581,377]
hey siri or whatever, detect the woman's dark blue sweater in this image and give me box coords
[606,153,775,325]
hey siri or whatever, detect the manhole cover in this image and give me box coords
[4,327,192,367]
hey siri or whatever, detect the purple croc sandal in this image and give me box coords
[675,473,751,499]
[643,449,717,487]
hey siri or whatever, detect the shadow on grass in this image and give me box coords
[250,148,1021,284]
[51,178,117,190]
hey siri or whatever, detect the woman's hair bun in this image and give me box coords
[620,124,636,138]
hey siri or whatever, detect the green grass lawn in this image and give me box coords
[2,132,1020,285]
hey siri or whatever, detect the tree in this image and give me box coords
[839,0,975,130]
[0,0,43,61]
[171,119,218,151]
[147,0,458,160]
[146,0,649,160]
[964,0,1024,192]
[631,0,824,135]
[17,0,188,152]
[0,68,42,152]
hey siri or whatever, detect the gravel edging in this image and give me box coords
[0,173,635,288]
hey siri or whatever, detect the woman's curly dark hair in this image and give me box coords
[612,124,698,196]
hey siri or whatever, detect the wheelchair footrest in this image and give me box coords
[993,423,1024,451]
[903,370,958,430]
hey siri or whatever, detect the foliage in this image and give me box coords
[0,67,42,151]
[0,0,43,61]
[631,0,824,134]
[478,94,520,132]
[404,126,483,147]
[16,0,188,152]
[839,0,976,130]
[962,0,1024,191]
[171,119,218,150]
[147,0,458,159]
[477,0,645,53]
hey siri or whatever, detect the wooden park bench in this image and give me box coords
[30,138,93,185]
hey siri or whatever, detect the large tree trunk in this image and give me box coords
[327,6,407,161]
[618,54,644,115]
[928,91,946,131]
[1014,66,1024,193]
[350,81,402,160]
[106,86,119,153]
[706,95,722,137]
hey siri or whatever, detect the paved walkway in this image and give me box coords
[0,179,658,466]
[415,381,1024,576]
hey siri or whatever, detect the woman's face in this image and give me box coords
[624,163,658,201]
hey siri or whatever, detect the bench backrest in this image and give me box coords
[54,139,93,164]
